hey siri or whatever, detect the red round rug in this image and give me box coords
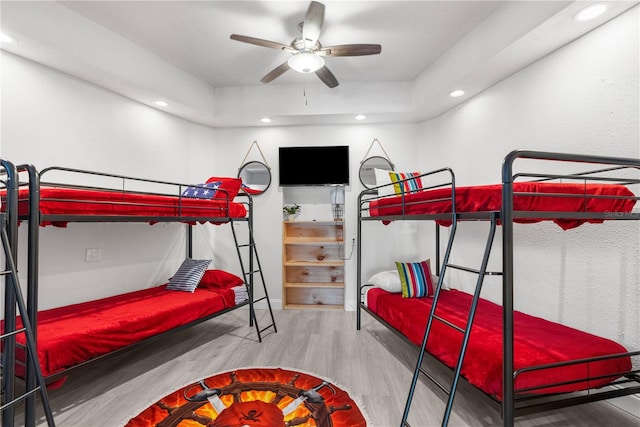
[125,367,368,426]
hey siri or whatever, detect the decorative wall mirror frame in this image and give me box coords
[237,140,271,196]
[238,160,272,196]
[359,156,395,189]
[359,138,395,189]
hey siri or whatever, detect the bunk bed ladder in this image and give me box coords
[230,219,277,343]
[402,212,500,427]
[0,213,55,427]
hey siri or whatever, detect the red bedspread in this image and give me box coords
[14,285,236,379]
[369,182,636,230]
[14,187,247,227]
[366,288,631,400]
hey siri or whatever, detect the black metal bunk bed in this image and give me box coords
[1,160,55,427]
[1,163,277,427]
[356,150,640,426]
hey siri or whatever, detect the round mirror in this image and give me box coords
[359,156,395,189]
[238,161,272,195]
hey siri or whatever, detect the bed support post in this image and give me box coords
[435,223,441,273]
[356,190,368,330]
[187,224,193,258]
[502,151,517,427]
[24,164,41,427]
[1,159,18,427]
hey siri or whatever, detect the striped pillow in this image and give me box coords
[166,258,211,292]
[396,259,434,298]
[389,171,423,196]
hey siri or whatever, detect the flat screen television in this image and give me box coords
[279,146,350,186]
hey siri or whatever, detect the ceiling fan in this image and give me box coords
[230,1,381,88]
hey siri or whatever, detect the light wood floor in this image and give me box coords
[23,309,640,426]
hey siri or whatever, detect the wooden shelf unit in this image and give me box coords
[282,221,345,309]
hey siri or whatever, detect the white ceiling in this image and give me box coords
[1,1,637,128]
[59,1,504,86]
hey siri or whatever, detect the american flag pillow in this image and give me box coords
[182,183,219,199]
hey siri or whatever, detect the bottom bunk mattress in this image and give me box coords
[14,284,242,380]
[366,288,631,400]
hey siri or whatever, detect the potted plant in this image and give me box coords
[283,204,301,221]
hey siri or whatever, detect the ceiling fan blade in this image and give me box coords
[319,44,382,57]
[261,61,291,83]
[302,1,325,45]
[230,34,292,51]
[315,65,338,88]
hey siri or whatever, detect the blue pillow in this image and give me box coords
[166,258,211,292]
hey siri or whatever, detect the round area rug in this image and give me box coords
[125,367,368,426]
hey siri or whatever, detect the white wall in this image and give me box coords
[196,124,425,310]
[0,51,425,311]
[1,53,220,308]
[416,7,640,351]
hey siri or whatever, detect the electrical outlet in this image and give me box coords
[85,248,102,262]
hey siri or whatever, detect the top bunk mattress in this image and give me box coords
[368,182,636,230]
[14,186,247,226]
[366,287,631,401]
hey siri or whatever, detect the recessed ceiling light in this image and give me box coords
[261,117,272,123]
[449,89,465,98]
[0,33,15,44]
[355,114,366,121]
[154,100,168,107]
[574,3,607,21]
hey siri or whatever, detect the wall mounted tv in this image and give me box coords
[279,146,349,186]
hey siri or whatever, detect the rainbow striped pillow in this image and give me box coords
[396,259,434,298]
[389,171,423,196]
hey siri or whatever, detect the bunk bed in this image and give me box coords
[1,164,276,427]
[356,150,640,426]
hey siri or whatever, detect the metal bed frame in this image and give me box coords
[356,150,640,426]
[1,164,277,427]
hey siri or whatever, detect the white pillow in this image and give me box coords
[374,168,395,197]
[366,270,401,293]
[431,273,450,291]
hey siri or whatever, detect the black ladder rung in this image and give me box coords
[237,243,255,248]
[0,327,27,340]
[0,269,12,276]
[0,386,42,411]
[418,366,451,396]
[244,270,261,275]
[259,325,275,333]
[446,263,502,276]
[253,296,269,303]
[432,315,464,333]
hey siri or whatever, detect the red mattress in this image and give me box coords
[15,187,247,227]
[369,182,636,230]
[14,285,236,379]
[366,288,631,400]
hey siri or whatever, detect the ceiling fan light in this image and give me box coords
[288,52,324,73]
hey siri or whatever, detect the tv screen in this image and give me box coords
[279,146,350,186]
